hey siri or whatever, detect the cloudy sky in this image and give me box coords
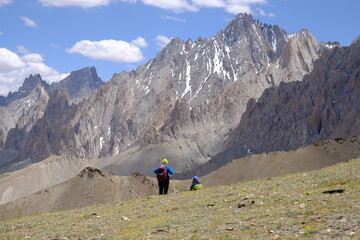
[0,0,359,96]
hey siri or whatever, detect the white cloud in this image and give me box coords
[131,37,148,48]
[192,0,224,8]
[225,3,251,14]
[36,0,270,16]
[142,0,198,12]
[38,0,112,8]
[38,0,135,8]
[0,0,12,7]
[226,0,268,14]
[161,15,186,22]
[0,48,68,96]
[156,35,172,49]
[142,0,269,14]
[67,38,147,63]
[0,48,25,72]
[22,53,45,63]
[20,17,38,28]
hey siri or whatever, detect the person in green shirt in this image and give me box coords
[190,176,203,191]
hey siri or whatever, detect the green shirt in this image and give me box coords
[191,183,203,190]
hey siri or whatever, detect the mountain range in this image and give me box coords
[0,13,359,213]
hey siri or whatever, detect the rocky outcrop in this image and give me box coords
[77,166,110,179]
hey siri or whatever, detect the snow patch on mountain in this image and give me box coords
[182,60,192,98]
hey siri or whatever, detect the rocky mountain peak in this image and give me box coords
[230,12,255,27]
[20,74,46,93]
[161,38,185,56]
[0,74,48,106]
[221,13,256,45]
[221,14,320,60]
[50,66,104,98]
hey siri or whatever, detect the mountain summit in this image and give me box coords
[0,74,48,106]
[51,67,104,98]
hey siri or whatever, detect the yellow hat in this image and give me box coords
[162,158,168,164]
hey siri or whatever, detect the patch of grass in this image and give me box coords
[1,158,360,239]
[303,225,319,237]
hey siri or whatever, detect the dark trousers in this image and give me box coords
[158,179,170,195]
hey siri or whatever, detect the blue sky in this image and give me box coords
[0,0,359,96]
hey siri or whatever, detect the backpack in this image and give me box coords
[156,164,168,182]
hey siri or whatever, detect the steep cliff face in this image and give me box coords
[1,67,103,165]
[222,38,360,158]
[0,74,49,149]
[1,14,334,173]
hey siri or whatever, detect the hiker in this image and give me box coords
[154,158,174,195]
[190,176,203,191]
